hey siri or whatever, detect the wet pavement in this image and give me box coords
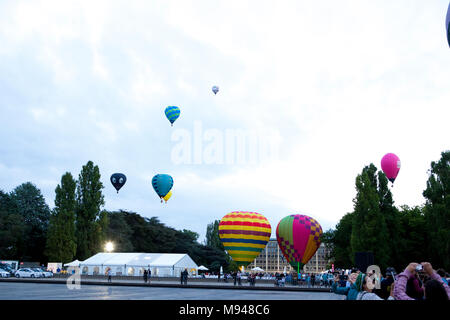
[0,281,344,300]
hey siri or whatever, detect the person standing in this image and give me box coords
[180,269,184,285]
[355,272,395,300]
[107,269,112,283]
[148,268,151,284]
[394,262,450,300]
[143,269,148,283]
[181,268,188,285]
[379,268,396,300]
[237,271,242,285]
[331,272,359,300]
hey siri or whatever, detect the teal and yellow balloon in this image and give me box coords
[163,190,172,203]
[165,106,180,126]
[152,174,173,202]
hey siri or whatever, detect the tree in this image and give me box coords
[0,190,24,259]
[397,205,428,267]
[326,212,354,268]
[377,171,401,269]
[10,182,51,262]
[75,161,105,260]
[350,164,390,270]
[422,151,450,270]
[205,220,224,251]
[45,172,77,263]
[104,210,134,252]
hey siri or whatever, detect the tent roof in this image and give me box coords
[251,267,264,271]
[80,253,197,268]
[64,259,82,267]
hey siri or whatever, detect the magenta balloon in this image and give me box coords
[381,153,401,183]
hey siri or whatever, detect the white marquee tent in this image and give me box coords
[64,259,82,267]
[79,253,198,277]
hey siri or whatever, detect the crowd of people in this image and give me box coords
[133,261,450,301]
[330,262,450,301]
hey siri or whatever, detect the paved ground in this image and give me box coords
[0,282,344,300]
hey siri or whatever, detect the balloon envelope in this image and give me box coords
[110,173,126,193]
[381,153,401,183]
[152,174,173,198]
[212,86,219,94]
[447,2,450,47]
[163,190,172,202]
[165,106,180,125]
[276,214,323,269]
[218,211,271,267]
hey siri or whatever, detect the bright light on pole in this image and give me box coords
[105,242,114,253]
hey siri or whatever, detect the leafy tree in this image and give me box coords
[350,164,390,270]
[205,220,224,250]
[422,151,450,270]
[0,190,24,259]
[325,212,354,268]
[377,171,401,269]
[396,205,428,268]
[45,172,77,263]
[101,210,229,270]
[75,161,105,260]
[10,182,50,262]
[104,210,134,252]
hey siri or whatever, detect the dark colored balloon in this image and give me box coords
[447,2,450,47]
[110,173,127,193]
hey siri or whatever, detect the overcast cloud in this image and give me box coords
[1,0,449,242]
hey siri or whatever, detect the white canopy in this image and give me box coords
[64,259,82,267]
[198,265,209,271]
[80,253,198,270]
[251,267,264,272]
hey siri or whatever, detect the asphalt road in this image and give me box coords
[0,282,344,300]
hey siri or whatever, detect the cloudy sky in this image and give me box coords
[1,0,449,242]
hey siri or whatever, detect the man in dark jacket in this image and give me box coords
[379,267,396,300]
[181,269,188,285]
[143,269,148,283]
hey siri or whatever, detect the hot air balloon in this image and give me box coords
[163,190,172,203]
[276,214,323,273]
[218,211,271,267]
[165,106,180,126]
[381,153,401,184]
[152,174,173,202]
[212,86,219,95]
[446,2,450,47]
[110,173,126,193]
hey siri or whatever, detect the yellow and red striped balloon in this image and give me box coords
[218,211,271,266]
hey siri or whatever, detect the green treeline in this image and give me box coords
[323,151,450,272]
[1,151,448,273]
[0,160,234,271]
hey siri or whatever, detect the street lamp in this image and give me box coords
[105,241,114,253]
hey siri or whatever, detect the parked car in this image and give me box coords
[31,268,45,278]
[39,268,53,278]
[0,269,10,278]
[14,268,42,278]
[0,264,15,276]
